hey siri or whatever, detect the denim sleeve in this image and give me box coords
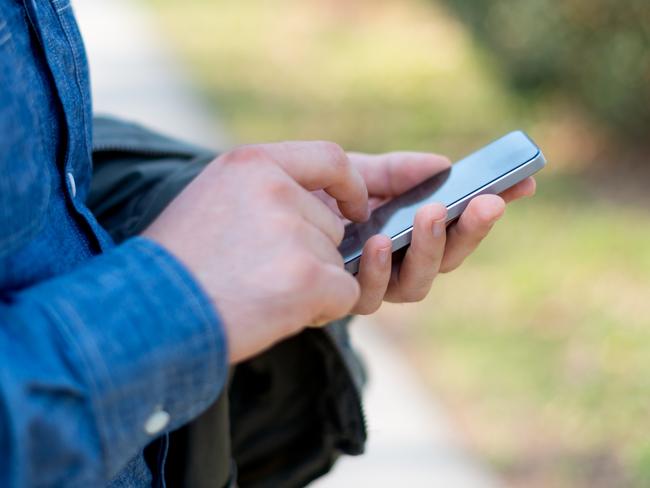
[0,237,228,487]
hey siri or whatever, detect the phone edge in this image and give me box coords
[344,149,547,274]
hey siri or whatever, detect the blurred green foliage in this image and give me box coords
[441,0,650,139]
[147,0,529,155]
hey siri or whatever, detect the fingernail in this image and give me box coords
[432,219,445,238]
[378,247,390,266]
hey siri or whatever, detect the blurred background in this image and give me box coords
[97,0,650,486]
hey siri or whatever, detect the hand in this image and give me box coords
[314,151,536,313]
[143,141,369,363]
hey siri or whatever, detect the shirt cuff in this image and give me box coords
[40,236,228,475]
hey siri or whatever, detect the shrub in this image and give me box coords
[442,0,650,139]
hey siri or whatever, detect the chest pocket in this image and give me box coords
[0,12,52,258]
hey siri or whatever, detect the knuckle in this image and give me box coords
[263,177,294,204]
[475,211,496,230]
[439,258,460,274]
[464,226,489,248]
[455,222,488,248]
[409,233,440,262]
[355,299,381,316]
[320,141,349,170]
[278,256,317,296]
[270,211,298,236]
[401,285,429,303]
[420,242,444,263]
[223,144,267,165]
[469,198,502,229]
[293,256,323,289]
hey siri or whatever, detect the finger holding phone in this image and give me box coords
[314,134,540,314]
[353,157,535,311]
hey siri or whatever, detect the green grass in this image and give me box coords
[145,0,650,485]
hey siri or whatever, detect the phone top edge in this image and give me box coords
[453,130,539,166]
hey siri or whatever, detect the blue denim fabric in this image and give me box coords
[0,1,228,486]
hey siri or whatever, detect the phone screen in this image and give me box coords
[339,131,540,264]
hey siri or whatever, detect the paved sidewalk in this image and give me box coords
[74,1,500,486]
[313,318,499,488]
[74,0,226,149]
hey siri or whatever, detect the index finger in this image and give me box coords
[260,141,370,222]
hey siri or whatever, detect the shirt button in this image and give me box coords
[66,172,77,198]
[144,406,171,435]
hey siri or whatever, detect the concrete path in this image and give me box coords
[73,1,500,486]
[74,0,226,149]
[313,318,498,488]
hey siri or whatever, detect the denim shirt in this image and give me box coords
[0,1,228,486]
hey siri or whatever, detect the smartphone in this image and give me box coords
[339,130,546,274]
